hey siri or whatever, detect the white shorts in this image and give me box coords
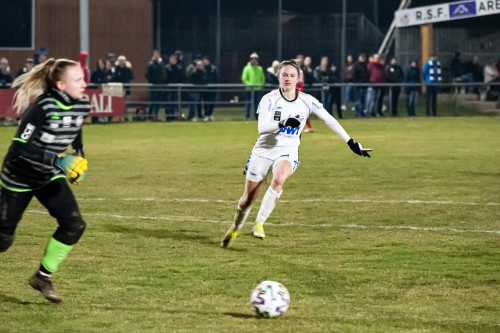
[244,152,300,183]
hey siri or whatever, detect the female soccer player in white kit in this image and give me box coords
[221,60,370,247]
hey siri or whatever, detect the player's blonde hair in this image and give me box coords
[12,58,78,114]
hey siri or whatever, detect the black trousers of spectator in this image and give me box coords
[202,91,216,117]
[377,87,385,116]
[165,91,178,121]
[331,87,342,119]
[245,90,262,120]
[426,85,438,116]
[149,89,163,121]
[390,86,401,116]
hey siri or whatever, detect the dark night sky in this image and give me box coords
[162,0,403,30]
[157,0,499,82]
[159,0,490,31]
[159,0,500,33]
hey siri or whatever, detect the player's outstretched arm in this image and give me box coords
[347,138,371,158]
[310,99,371,158]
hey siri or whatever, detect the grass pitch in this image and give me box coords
[0,111,498,332]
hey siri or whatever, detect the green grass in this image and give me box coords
[0,110,499,332]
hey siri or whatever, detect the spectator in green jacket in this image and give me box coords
[242,52,265,119]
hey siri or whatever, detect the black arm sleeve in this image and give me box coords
[14,103,45,142]
[71,130,84,157]
[10,101,57,165]
[10,140,57,165]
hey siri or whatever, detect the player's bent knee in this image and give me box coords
[0,232,14,252]
[54,217,87,245]
[271,177,287,189]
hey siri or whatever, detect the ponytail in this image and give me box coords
[12,58,78,114]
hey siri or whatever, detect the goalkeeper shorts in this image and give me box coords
[244,153,299,183]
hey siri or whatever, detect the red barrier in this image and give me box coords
[85,89,125,117]
[0,89,125,117]
[0,89,16,118]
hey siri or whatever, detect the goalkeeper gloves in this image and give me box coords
[347,138,371,158]
[55,154,88,184]
[279,115,301,128]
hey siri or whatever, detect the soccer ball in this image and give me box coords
[250,280,290,318]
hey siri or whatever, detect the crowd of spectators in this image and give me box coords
[1,47,500,121]
[145,50,219,122]
[301,51,500,117]
[450,51,500,101]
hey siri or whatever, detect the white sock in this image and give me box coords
[255,186,282,225]
[233,204,252,231]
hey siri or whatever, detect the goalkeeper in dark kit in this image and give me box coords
[0,58,90,303]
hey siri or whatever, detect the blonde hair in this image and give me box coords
[12,58,78,114]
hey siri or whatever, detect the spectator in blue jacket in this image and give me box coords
[422,54,441,116]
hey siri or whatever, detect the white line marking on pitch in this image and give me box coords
[78,197,499,206]
[26,210,500,234]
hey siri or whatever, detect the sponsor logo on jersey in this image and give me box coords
[274,109,282,121]
[40,132,56,143]
[278,126,300,135]
[76,116,84,127]
[20,123,36,140]
[62,116,72,127]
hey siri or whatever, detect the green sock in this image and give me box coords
[41,238,73,273]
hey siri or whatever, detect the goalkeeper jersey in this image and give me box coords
[1,89,90,191]
[252,89,350,160]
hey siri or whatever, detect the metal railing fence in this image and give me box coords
[115,81,500,120]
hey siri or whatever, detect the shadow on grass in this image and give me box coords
[105,223,208,241]
[221,246,248,253]
[0,293,37,305]
[224,312,257,319]
[104,223,227,247]
[102,223,250,252]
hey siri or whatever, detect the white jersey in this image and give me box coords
[252,89,350,159]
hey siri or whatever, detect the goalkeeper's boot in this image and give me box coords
[252,223,265,239]
[29,273,62,303]
[221,227,239,248]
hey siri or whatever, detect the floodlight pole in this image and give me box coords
[216,0,221,71]
[80,0,89,53]
[278,0,282,61]
[341,0,346,66]
[156,0,161,52]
